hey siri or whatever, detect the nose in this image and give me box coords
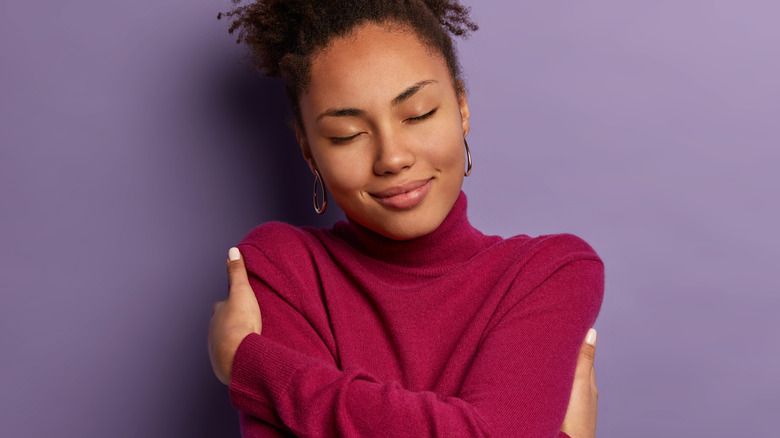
[372,131,415,175]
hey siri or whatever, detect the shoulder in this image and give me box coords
[495,232,601,271]
[240,221,320,254]
[527,234,604,308]
[499,233,604,303]
[518,233,602,267]
[485,233,604,329]
[236,222,329,279]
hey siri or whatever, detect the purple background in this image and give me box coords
[1,0,777,436]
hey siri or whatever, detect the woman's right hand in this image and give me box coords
[561,328,598,438]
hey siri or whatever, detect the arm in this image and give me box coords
[221,248,603,437]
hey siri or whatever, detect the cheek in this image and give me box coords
[313,147,371,196]
[422,118,466,169]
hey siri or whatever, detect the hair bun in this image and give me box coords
[419,0,478,36]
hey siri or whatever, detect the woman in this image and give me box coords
[209,1,603,437]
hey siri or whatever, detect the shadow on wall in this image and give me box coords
[179,59,346,438]
[213,63,345,228]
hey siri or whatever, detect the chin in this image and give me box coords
[344,185,459,240]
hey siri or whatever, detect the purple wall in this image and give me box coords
[1,0,777,436]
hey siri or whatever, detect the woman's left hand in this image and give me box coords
[560,328,598,438]
[208,247,263,386]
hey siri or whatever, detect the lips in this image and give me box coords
[370,178,433,209]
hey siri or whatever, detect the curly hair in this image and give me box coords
[218,0,478,131]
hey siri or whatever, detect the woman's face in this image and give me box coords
[297,22,470,240]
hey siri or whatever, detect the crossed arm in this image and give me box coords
[209,247,599,437]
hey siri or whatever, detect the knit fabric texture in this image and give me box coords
[230,192,603,437]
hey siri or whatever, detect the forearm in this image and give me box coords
[239,411,295,437]
[230,259,602,437]
[231,333,496,437]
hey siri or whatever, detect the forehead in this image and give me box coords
[303,23,453,108]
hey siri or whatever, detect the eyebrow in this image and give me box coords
[391,80,438,106]
[316,80,438,121]
[316,107,366,121]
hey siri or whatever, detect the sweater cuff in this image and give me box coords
[229,333,306,416]
[559,432,572,438]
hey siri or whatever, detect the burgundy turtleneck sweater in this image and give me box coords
[230,192,603,437]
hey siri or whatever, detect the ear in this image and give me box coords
[295,127,318,173]
[456,81,471,137]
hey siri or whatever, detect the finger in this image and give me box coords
[586,327,597,346]
[583,327,597,358]
[226,247,251,289]
[588,328,598,392]
[575,328,597,379]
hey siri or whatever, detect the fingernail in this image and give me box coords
[228,247,240,261]
[585,328,597,346]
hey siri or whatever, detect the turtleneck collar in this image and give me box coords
[332,191,490,269]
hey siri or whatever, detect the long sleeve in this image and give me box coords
[229,234,603,438]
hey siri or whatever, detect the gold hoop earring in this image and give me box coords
[313,169,328,215]
[464,138,472,177]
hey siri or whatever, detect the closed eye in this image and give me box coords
[330,133,361,144]
[405,108,438,122]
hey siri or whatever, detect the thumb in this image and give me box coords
[575,328,597,376]
[226,247,251,292]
